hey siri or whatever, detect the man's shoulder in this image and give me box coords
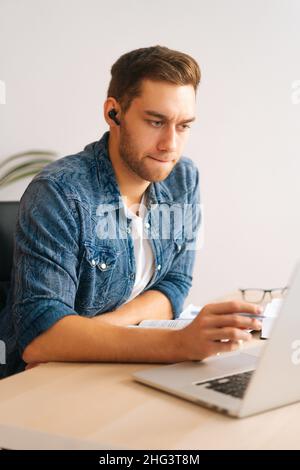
[169,155,199,185]
[31,142,98,196]
[176,155,198,174]
[35,144,96,181]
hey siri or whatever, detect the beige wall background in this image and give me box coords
[0,0,299,306]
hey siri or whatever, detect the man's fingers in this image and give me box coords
[210,340,243,355]
[204,301,262,316]
[208,314,262,331]
[207,327,252,342]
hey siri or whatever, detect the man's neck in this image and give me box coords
[108,132,150,208]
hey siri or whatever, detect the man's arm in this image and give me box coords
[23,290,173,364]
[11,178,82,358]
[23,301,263,364]
[22,314,178,364]
[94,289,173,326]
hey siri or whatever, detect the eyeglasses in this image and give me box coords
[239,287,288,304]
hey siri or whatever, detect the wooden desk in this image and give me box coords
[0,296,298,450]
[1,341,300,449]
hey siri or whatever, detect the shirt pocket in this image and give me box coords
[75,242,119,312]
[159,233,185,277]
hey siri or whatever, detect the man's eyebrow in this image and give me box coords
[144,110,196,123]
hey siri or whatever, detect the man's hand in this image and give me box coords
[177,301,263,361]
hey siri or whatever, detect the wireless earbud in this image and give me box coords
[108,109,120,126]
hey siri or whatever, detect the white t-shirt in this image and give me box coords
[123,193,155,304]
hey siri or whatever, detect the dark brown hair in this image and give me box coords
[107,45,201,113]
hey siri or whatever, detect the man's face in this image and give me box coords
[118,79,196,182]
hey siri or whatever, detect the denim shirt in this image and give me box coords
[0,131,201,378]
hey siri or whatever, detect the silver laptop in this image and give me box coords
[133,262,300,418]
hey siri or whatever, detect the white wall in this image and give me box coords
[1,0,299,306]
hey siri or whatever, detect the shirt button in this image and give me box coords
[126,227,131,234]
[177,244,181,252]
[91,259,96,267]
[157,264,161,271]
[145,222,150,229]
[130,273,135,280]
[100,262,107,270]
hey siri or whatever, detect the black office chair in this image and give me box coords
[0,201,19,309]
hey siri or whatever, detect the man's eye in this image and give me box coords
[181,124,191,130]
[149,121,163,128]
[147,120,191,131]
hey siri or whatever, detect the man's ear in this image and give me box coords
[103,98,121,127]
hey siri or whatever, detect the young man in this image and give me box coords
[0,46,262,378]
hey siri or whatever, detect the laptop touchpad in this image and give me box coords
[209,351,259,375]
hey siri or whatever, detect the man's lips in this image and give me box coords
[148,155,174,163]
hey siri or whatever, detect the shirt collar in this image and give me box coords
[88,131,175,213]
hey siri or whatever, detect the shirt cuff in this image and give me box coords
[14,299,78,355]
[149,281,185,319]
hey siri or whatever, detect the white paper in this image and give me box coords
[127,304,202,329]
[261,298,283,339]
[136,318,193,329]
[129,299,282,337]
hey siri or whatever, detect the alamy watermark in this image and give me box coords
[0,80,6,104]
[0,340,6,365]
[291,80,300,105]
[95,200,204,251]
[291,339,300,365]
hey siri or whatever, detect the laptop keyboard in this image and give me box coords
[197,370,254,399]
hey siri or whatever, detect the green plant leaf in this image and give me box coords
[0,163,52,187]
[0,150,57,170]
[0,159,54,182]
[0,170,44,187]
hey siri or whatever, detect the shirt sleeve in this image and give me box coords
[149,167,201,318]
[11,177,80,355]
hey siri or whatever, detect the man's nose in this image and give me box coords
[157,126,177,153]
